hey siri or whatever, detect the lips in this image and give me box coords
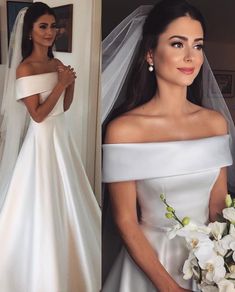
[177,67,195,75]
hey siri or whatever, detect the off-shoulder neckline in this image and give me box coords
[103,134,229,146]
[16,71,57,81]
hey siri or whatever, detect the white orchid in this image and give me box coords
[160,193,235,292]
[198,252,226,284]
[183,252,198,280]
[217,279,235,292]
[230,225,235,237]
[167,223,182,239]
[200,284,219,292]
[223,208,235,224]
[209,222,227,240]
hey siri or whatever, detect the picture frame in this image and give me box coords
[7,1,32,45]
[54,4,73,53]
[213,70,235,98]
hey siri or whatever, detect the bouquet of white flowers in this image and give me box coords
[160,194,235,292]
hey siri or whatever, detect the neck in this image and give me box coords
[30,45,50,62]
[152,82,191,117]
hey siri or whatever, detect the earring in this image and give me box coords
[148,64,154,72]
[29,35,32,41]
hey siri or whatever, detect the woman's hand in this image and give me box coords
[57,65,77,88]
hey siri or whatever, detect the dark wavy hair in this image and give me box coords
[105,0,206,125]
[21,2,56,61]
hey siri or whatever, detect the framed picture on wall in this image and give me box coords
[7,1,32,45]
[54,4,73,53]
[214,70,235,98]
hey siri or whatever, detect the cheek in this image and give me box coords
[154,52,180,77]
[154,48,181,68]
[195,53,204,72]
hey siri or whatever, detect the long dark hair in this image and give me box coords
[22,2,56,61]
[105,0,206,125]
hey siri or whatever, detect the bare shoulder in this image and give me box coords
[105,114,143,144]
[16,62,35,79]
[53,58,64,66]
[199,107,228,135]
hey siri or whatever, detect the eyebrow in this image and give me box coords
[169,35,204,42]
[38,22,56,25]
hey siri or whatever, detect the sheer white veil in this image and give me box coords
[0,8,29,209]
[102,5,235,192]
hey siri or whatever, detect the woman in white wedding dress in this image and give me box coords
[0,2,100,292]
[102,0,233,291]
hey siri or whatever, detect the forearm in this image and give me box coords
[63,81,75,111]
[117,219,179,291]
[28,82,65,122]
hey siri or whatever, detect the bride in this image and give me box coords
[0,2,100,292]
[102,0,233,291]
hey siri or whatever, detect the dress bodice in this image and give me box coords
[16,72,64,118]
[103,135,233,229]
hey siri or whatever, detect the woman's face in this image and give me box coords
[148,16,204,88]
[31,14,57,48]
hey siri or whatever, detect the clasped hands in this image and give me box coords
[57,64,77,87]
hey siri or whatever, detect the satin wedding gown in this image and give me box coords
[0,72,100,292]
[102,135,232,291]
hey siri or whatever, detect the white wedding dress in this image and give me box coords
[102,135,232,291]
[0,72,101,292]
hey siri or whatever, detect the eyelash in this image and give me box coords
[171,42,204,50]
[39,24,57,29]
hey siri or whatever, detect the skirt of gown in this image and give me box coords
[0,113,101,292]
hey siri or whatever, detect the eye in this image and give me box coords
[171,42,183,48]
[39,24,47,29]
[51,23,57,29]
[194,44,204,50]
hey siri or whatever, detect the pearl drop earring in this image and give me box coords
[148,64,154,72]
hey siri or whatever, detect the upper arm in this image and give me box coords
[105,117,139,225]
[208,111,228,220]
[209,167,228,221]
[16,63,41,119]
[108,180,138,227]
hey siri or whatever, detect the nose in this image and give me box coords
[183,47,193,63]
[46,27,55,36]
